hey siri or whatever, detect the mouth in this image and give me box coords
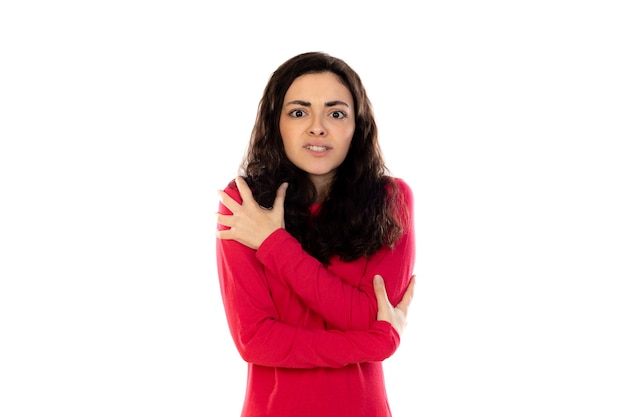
[305,145,330,152]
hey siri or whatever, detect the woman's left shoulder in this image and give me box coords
[384,177,414,228]
[387,176,414,200]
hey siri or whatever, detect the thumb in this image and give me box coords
[273,182,288,210]
[373,275,392,312]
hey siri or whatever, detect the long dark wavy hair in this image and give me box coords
[236,51,406,264]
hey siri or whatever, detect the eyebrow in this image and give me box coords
[284,100,351,108]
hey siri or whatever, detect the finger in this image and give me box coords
[396,275,416,313]
[217,189,241,214]
[215,228,234,240]
[215,212,235,229]
[234,176,254,203]
[273,182,288,211]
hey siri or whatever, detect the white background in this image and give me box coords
[1,1,625,416]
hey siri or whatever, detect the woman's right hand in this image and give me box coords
[373,274,416,336]
[216,176,288,250]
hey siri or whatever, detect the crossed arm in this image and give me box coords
[215,177,415,368]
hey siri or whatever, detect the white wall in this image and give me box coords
[1,1,625,416]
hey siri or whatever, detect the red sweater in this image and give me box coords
[216,178,415,417]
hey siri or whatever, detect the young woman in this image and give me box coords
[216,52,416,417]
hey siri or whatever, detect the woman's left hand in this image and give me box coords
[374,274,415,336]
[216,176,288,250]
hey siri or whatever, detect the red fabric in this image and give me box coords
[216,178,415,417]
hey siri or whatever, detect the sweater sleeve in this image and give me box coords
[216,183,400,369]
[256,178,416,331]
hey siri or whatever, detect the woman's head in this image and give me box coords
[243,52,386,190]
[239,52,403,263]
[279,71,355,195]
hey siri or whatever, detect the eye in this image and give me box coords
[288,109,306,118]
[330,110,347,119]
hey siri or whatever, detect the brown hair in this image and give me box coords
[238,52,404,263]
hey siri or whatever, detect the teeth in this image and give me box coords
[306,145,328,152]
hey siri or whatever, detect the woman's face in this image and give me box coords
[279,72,355,194]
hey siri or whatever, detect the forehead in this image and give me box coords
[284,72,353,103]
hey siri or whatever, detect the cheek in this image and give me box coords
[340,130,355,158]
[280,128,300,161]
[280,127,295,149]
[341,127,355,148]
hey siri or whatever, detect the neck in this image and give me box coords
[310,176,332,204]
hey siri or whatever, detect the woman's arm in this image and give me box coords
[257,208,414,331]
[217,177,415,331]
[216,234,403,369]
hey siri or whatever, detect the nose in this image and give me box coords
[309,127,326,136]
[308,116,326,136]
